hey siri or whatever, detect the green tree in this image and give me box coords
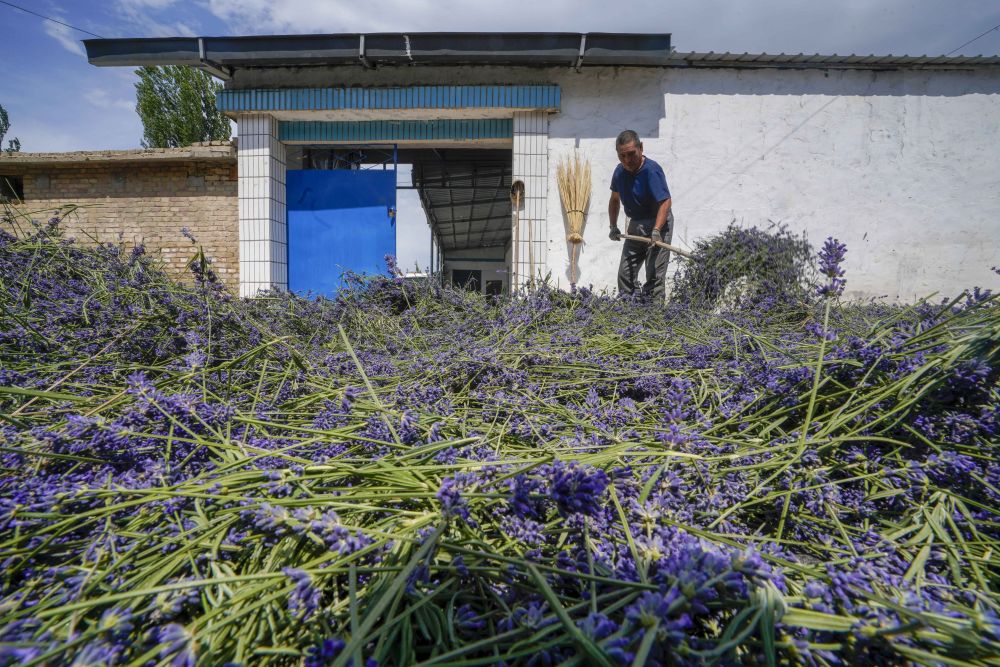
[134,66,231,148]
[0,104,21,153]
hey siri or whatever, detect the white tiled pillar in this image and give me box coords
[512,111,549,289]
[237,113,287,297]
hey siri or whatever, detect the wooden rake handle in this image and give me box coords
[618,233,693,259]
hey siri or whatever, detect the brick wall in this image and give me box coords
[2,149,239,288]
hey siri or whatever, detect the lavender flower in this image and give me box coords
[455,604,486,633]
[546,460,610,518]
[158,624,197,667]
[436,476,473,523]
[817,237,847,297]
[305,638,345,667]
[1,223,997,666]
[283,567,321,620]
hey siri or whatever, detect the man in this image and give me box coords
[608,130,674,301]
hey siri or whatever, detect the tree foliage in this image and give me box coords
[0,104,21,153]
[134,66,231,148]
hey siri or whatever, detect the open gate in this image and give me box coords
[287,147,397,296]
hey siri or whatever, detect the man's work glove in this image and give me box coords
[650,228,663,246]
[609,227,622,241]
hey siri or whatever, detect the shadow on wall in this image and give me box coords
[551,69,668,141]
[550,66,1000,142]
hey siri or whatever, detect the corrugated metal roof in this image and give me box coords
[670,52,1000,70]
[410,150,511,252]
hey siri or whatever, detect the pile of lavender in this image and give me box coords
[670,223,815,309]
[1,217,997,666]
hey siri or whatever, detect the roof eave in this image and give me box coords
[670,51,1000,71]
[84,32,675,70]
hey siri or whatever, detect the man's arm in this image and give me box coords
[650,197,671,244]
[609,191,621,228]
[650,163,672,240]
[654,197,671,233]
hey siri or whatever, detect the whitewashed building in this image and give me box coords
[85,33,1000,300]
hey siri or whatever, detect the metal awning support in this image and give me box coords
[358,35,373,69]
[198,38,233,80]
[575,35,587,72]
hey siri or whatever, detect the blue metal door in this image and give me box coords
[287,169,396,296]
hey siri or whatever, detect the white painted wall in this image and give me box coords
[233,65,1000,300]
[546,67,1000,301]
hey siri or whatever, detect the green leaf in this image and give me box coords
[780,608,857,633]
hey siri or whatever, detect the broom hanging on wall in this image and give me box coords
[557,152,591,288]
[510,180,525,290]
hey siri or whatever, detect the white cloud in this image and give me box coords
[113,0,199,37]
[83,88,137,113]
[119,0,182,8]
[160,21,199,37]
[43,20,87,58]
[206,0,436,34]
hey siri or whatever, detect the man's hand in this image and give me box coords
[609,227,622,241]
[650,228,663,246]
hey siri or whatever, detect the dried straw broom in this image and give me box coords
[557,153,591,286]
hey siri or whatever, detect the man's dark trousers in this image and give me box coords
[617,210,674,301]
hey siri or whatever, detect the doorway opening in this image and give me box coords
[285,145,512,296]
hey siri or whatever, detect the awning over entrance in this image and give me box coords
[218,85,559,146]
[404,149,511,252]
[217,85,560,117]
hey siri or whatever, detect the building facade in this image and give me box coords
[64,34,1000,300]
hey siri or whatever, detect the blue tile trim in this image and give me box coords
[280,119,513,142]
[219,85,559,112]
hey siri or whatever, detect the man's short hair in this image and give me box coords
[616,130,641,148]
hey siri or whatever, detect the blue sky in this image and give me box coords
[2,0,998,269]
[2,2,216,152]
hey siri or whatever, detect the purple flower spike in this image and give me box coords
[817,237,847,297]
[158,624,197,667]
[283,567,321,620]
[547,460,610,518]
[437,476,474,524]
[305,638,346,667]
[384,254,403,283]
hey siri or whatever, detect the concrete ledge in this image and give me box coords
[0,141,236,168]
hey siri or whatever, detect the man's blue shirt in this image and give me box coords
[610,158,671,220]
